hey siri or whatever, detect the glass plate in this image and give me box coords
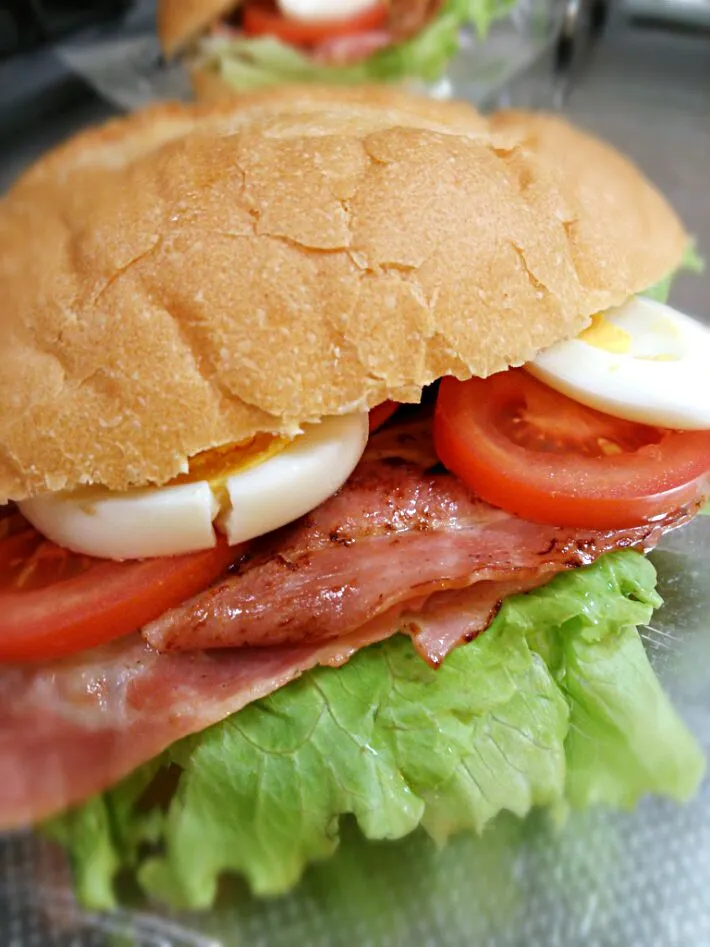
[2,517,708,947]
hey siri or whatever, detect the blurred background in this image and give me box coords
[0,3,708,944]
[0,0,707,318]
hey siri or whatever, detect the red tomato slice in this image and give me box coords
[0,521,240,663]
[369,401,399,432]
[242,0,388,45]
[434,369,710,530]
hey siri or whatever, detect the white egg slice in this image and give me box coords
[278,0,380,22]
[528,296,710,430]
[19,413,369,560]
[21,481,220,561]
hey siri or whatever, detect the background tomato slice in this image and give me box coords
[369,401,399,432]
[434,370,710,530]
[0,522,240,663]
[242,1,388,45]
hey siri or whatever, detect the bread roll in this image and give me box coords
[0,87,686,503]
[158,0,241,58]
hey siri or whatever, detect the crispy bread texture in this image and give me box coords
[0,86,686,502]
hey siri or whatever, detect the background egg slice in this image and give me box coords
[527,297,710,430]
[19,413,369,560]
[278,0,379,22]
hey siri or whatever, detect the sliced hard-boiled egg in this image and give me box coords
[278,0,380,22]
[528,296,710,430]
[19,413,369,560]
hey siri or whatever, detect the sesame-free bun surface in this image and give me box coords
[158,0,240,57]
[0,86,687,503]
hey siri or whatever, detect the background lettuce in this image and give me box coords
[202,0,516,90]
[643,242,705,304]
[49,550,704,910]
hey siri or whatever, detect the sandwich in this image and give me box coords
[157,0,512,99]
[0,86,708,911]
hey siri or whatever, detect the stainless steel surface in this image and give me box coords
[1,19,709,947]
[558,22,710,319]
[622,0,710,29]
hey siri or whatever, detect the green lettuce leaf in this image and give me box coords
[643,241,705,303]
[202,0,515,90]
[48,550,704,910]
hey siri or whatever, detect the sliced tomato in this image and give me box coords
[434,369,710,530]
[242,1,388,45]
[0,521,240,663]
[369,401,399,432]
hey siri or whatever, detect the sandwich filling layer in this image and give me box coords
[1,414,702,834]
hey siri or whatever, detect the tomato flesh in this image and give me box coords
[369,401,399,432]
[0,522,240,663]
[242,1,388,45]
[434,370,710,530]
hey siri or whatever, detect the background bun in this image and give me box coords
[158,0,241,58]
[189,61,254,103]
[0,87,686,503]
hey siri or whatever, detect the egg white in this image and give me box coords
[278,0,379,22]
[528,296,710,430]
[19,413,369,560]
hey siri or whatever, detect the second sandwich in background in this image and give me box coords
[159,0,515,98]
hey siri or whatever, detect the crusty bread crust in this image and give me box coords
[158,0,241,58]
[0,87,687,503]
[11,86,487,192]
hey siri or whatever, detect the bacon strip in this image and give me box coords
[387,0,445,41]
[312,30,393,64]
[405,572,552,666]
[0,623,398,830]
[0,578,529,829]
[0,536,672,830]
[143,421,677,659]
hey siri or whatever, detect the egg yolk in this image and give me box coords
[578,314,632,354]
[173,435,291,505]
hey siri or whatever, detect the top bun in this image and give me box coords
[0,86,686,504]
[158,0,241,58]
